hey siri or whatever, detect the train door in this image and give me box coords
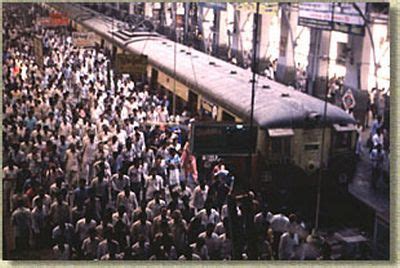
[112,45,117,60]
[151,68,158,89]
[188,90,198,116]
[265,128,299,211]
[329,124,357,186]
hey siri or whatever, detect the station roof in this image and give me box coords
[51,3,356,129]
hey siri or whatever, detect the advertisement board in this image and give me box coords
[115,53,148,78]
[37,15,70,27]
[72,32,96,47]
[190,123,257,155]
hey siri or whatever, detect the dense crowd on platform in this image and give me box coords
[3,4,388,261]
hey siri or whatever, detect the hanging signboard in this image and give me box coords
[153,3,161,10]
[198,3,227,11]
[298,3,334,30]
[298,3,366,35]
[342,89,356,110]
[33,35,43,68]
[72,32,96,47]
[115,53,148,78]
[236,3,279,15]
[37,13,70,27]
[340,88,368,124]
[333,3,366,26]
[176,3,185,15]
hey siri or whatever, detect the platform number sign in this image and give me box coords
[342,89,356,110]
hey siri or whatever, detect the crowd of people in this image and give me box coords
[2,4,334,261]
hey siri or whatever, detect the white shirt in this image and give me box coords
[110,174,130,193]
[75,218,97,242]
[190,185,209,210]
[270,214,290,233]
[31,206,48,234]
[372,133,384,147]
[116,191,138,215]
[11,207,31,237]
[112,212,131,226]
[196,208,220,226]
[144,175,164,201]
[279,232,298,260]
[147,199,167,218]
[82,138,98,163]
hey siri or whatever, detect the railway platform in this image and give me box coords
[348,129,389,216]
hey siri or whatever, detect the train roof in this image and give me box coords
[52,3,356,129]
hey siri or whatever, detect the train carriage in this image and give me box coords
[51,3,358,194]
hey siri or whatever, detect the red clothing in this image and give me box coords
[181,149,198,182]
[13,66,20,76]
[25,188,37,208]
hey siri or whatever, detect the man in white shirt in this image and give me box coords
[198,223,220,260]
[144,168,164,201]
[196,200,220,227]
[81,132,97,183]
[112,205,131,227]
[11,199,32,250]
[3,160,19,213]
[191,181,209,214]
[278,228,299,260]
[75,213,97,246]
[81,227,100,260]
[130,212,153,244]
[147,190,166,218]
[370,144,386,189]
[32,187,52,211]
[116,186,138,219]
[270,213,290,259]
[111,171,130,199]
[97,226,120,260]
[372,128,384,147]
[31,198,48,249]
[254,206,274,236]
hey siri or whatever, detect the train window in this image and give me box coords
[304,144,319,151]
[271,139,281,154]
[222,111,235,122]
[283,138,291,155]
[335,131,352,149]
[333,124,356,150]
[268,128,293,156]
[270,137,291,155]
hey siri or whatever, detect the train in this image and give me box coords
[48,3,357,197]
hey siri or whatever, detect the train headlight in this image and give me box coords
[307,160,318,172]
